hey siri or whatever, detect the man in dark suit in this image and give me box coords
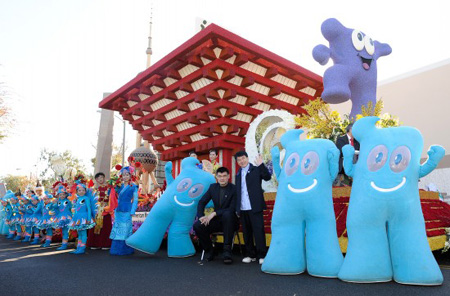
[194,167,238,264]
[234,151,271,264]
[336,123,360,182]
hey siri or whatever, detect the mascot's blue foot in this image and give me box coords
[30,238,40,245]
[22,236,31,242]
[41,240,51,247]
[70,246,86,254]
[110,240,134,256]
[6,234,15,239]
[56,243,68,251]
[13,235,22,241]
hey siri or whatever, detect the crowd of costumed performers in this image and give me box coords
[0,163,144,255]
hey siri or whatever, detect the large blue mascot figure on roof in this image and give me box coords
[339,116,445,285]
[262,129,343,277]
[313,18,392,118]
[126,157,215,257]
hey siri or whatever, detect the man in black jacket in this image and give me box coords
[194,167,238,264]
[335,123,360,184]
[235,151,271,264]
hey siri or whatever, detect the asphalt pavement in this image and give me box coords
[1,236,450,296]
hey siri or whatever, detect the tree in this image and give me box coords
[38,149,87,188]
[0,175,34,193]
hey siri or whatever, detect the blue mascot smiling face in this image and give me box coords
[169,157,212,208]
[351,116,421,196]
[281,135,336,196]
[172,174,208,208]
[126,157,216,257]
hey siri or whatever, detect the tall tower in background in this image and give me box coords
[136,10,153,149]
[146,9,153,68]
[137,9,163,192]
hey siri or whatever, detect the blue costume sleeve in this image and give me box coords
[419,145,445,178]
[165,162,174,186]
[271,146,281,179]
[328,147,340,180]
[130,186,139,215]
[342,144,356,177]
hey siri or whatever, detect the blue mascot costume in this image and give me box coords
[126,157,215,257]
[338,116,445,285]
[313,18,391,118]
[262,129,343,277]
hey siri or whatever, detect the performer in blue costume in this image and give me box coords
[54,185,72,250]
[9,194,22,240]
[338,116,445,285]
[109,166,139,256]
[262,129,343,277]
[68,184,98,254]
[0,191,14,236]
[30,195,43,245]
[313,18,391,118]
[37,194,57,247]
[0,198,9,236]
[21,195,36,242]
[126,157,216,257]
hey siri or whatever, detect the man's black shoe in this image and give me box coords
[223,245,233,264]
[204,249,214,262]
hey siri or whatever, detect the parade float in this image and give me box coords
[99,23,450,254]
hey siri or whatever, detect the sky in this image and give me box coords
[1,0,449,178]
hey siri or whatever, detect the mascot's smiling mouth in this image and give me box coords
[174,195,194,207]
[358,54,373,70]
[288,179,318,193]
[371,177,406,193]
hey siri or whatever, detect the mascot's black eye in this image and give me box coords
[351,30,365,51]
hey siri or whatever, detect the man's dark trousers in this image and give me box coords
[193,211,238,251]
[240,210,265,258]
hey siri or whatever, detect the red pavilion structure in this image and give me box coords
[99,23,322,177]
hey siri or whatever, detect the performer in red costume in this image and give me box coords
[87,172,112,250]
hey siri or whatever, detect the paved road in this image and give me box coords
[1,237,450,296]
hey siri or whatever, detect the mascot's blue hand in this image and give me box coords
[271,146,281,178]
[420,145,445,177]
[342,144,355,177]
[165,162,174,185]
[342,144,355,159]
[428,145,445,160]
[271,146,280,159]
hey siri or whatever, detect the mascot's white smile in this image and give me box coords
[174,195,194,207]
[288,179,318,193]
[370,177,406,193]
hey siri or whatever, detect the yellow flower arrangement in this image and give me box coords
[295,98,400,141]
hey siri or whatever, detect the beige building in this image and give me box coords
[332,58,450,194]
